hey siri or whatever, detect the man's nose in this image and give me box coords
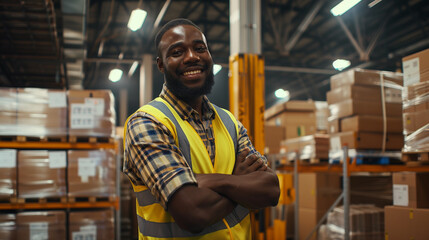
[183,49,200,63]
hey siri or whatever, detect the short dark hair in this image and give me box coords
[154,18,201,57]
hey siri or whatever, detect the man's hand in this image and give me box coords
[233,149,267,175]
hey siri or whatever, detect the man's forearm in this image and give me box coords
[196,169,280,209]
[168,184,236,233]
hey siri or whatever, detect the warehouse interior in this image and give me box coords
[1,0,429,239]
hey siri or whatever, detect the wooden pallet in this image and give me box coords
[402,151,429,166]
[301,158,329,164]
[17,196,67,204]
[68,195,116,203]
[0,196,18,204]
[69,136,114,144]
[0,135,67,143]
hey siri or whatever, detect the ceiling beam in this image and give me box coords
[284,0,325,54]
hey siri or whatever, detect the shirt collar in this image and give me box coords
[159,84,215,121]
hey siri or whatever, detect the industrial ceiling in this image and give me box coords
[1,0,429,112]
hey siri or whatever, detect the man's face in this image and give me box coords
[157,25,214,100]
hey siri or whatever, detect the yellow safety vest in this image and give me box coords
[124,97,251,240]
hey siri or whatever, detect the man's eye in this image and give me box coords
[196,46,207,52]
[171,50,182,56]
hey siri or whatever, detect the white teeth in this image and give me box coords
[183,70,201,76]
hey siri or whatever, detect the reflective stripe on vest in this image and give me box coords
[147,100,192,167]
[136,195,249,238]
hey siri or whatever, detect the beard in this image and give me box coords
[164,67,215,101]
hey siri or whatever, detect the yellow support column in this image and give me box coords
[229,53,267,240]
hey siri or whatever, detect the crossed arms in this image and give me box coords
[168,149,280,233]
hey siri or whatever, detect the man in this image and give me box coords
[123,18,280,240]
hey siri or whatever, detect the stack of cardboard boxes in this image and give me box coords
[264,100,317,155]
[16,211,66,239]
[279,134,330,163]
[0,88,116,140]
[69,209,115,239]
[18,150,67,199]
[0,88,17,136]
[298,173,341,240]
[0,149,16,201]
[0,213,16,240]
[68,90,116,139]
[385,172,429,239]
[384,48,429,240]
[16,88,68,138]
[327,69,404,154]
[68,149,117,198]
[402,48,429,152]
[319,205,384,240]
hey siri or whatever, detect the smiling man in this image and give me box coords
[123,18,280,240]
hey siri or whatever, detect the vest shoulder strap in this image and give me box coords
[147,99,192,168]
[211,104,238,154]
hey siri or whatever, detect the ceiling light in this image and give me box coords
[275,89,290,100]
[128,61,139,77]
[332,59,351,71]
[109,68,123,82]
[213,64,222,75]
[331,0,362,16]
[368,0,382,8]
[128,9,147,31]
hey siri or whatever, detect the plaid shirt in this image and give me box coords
[123,84,264,209]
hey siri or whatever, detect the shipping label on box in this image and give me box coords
[29,222,48,240]
[0,149,16,168]
[49,151,66,169]
[48,92,67,108]
[403,57,420,86]
[70,104,95,129]
[393,184,409,206]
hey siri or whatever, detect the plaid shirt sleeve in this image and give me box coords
[236,120,268,164]
[123,112,197,209]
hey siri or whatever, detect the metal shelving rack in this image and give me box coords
[0,140,121,239]
[270,146,429,240]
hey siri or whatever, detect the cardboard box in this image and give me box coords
[0,88,17,136]
[402,48,429,86]
[265,100,316,120]
[330,131,404,151]
[68,90,116,138]
[298,172,340,210]
[16,88,67,137]
[69,209,114,240]
[18,150,66,198]
[280,134,330,160]
[403,110,429,135]
[341,115,403,133]
[326,205,384,239]
[327,84,402,105]
[265,112,317,139]
[329,99,403,119]
[299,208,325,240]
[330,69,403,89]
[0,149,17,199]
[392,172,429,208]
[16,211,66,240]
[264,125,285,154]
[405,81,429,100]
[0,213,16,240]
[350,176,393,207]
[385,206,429,240]
[68,149,116,197]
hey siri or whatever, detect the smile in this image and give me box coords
[183,70,202,76]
